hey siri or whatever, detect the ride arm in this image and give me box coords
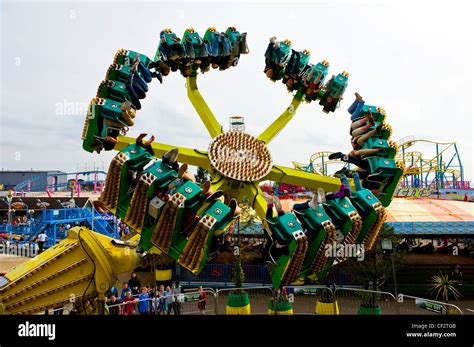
[258,96,302,144]
[186,75,224,138]
[263,165,354,193]
[114,135,213,172]
[0,227,140,315]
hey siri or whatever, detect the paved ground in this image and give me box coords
[0,254,30,273]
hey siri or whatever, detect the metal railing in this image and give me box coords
[334,287,399,315]
[216,286,273,315]
[104,290,217,315]
[33,286,468,315]
[397,293,463,315]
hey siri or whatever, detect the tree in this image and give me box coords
[237,199,263,264]
[194,167,210,183]
[232,255,245,288]
[429,272,461,303]
[347,223,406,290]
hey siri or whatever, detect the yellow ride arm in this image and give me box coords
[115,136,213,172]
[186,76,224,138]
[0,227,140,315]
[258,97,302,144]
[264,165,354,193]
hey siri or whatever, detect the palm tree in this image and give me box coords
[429,272,461,303]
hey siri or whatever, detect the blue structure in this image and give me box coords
[386,221,474,235]
[0,207,118,246]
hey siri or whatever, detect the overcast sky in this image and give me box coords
[0,0,472,182]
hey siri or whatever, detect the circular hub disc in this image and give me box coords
[208,132,273,182]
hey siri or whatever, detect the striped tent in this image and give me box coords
[279,198,474,235]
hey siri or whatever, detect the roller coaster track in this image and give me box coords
[395,136,464,188]
[13,171,107,192]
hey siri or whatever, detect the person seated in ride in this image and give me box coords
[264,37,290,80]
[264,37,279,78]
[99,100,136,149]
[282,50,300,89]
[166,162,212,199]
[262,181,351,219]
[178,183,241,238]
[350,111,383,150]
[333,165,381,197]
[134,132,155,155]
[302,67,320,100]
[283,50,310,91]
[127,136,179,194]
[159,30,186,61]
[348,92,365,121]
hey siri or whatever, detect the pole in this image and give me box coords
[391,253,400,314]
[391,253,398,298]
[7,190,13,240]
[91,200,94,232]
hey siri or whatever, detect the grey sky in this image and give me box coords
[1,0,472,182]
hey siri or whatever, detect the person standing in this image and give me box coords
[121,282,131,299]
[107,294,122,315]
[138,287,150,315]
[128,272,141,296]
[37,231,48,253]
[174,282,183,315]
[121,291,136,315]
[108,285,119,298]
[157,285,167,315]
[166,285,175,315]
[451,265,463,284]
[197,286,207,315]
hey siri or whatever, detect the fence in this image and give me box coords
[216,286,274,314]
[39,286,469,315]
[397,294,463,315]
[103,289,217,315]
[334,287,399,315]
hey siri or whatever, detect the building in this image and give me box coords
[0,170,67,191]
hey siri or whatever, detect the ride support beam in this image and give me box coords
[114,136,213,172]
[186,76,224,138]
[258,96,302,144]
[264,165,354,193]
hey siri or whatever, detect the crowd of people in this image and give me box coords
[105,272,209,315]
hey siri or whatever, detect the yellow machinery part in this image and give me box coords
[0,227,140,315]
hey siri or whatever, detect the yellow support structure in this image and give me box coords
[258,96,302,144]
[114,136,213,172]
[0,227,140,315]
[264,165,354,193]
[186,76,224,138]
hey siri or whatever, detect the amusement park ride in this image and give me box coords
[396,136,467,190]
[0,28,404,314]
[13,171,107,195]
[293,136,468,191]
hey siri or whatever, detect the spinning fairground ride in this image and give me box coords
[0,28,403,314]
